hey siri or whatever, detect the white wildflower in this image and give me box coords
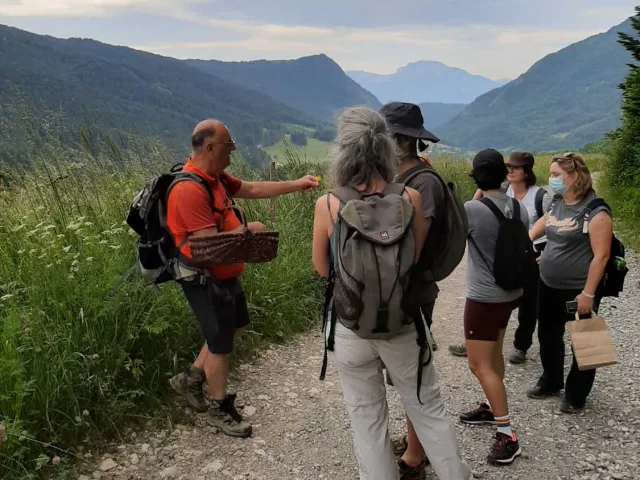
[17,249,25,255]
[109,245,122,250]
[71,260,79,267]
[62,245,72,253]
[86,257,94,262]
[84,222,94,227]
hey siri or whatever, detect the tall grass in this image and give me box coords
[0,127,324,478]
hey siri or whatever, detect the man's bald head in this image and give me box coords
[190,119,236,175]
[191,119,225,151]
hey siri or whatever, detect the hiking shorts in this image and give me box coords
[181,277,250,355]
[463,298,519,342]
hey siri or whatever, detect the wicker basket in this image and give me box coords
[189,206,279,265]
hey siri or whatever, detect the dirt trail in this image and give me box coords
[84,255,640,480]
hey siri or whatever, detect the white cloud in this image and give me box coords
[0,0,205,17]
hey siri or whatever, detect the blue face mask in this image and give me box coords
[549,177,568,196]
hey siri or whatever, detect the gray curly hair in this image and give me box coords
[331,106,399,187]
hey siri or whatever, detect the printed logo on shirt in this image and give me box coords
[546,215,579,232]
[380,231,390,240]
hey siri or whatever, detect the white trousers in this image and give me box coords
[331,324,472,480]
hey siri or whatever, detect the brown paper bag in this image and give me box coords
[567,312,617,371]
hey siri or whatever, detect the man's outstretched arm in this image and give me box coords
[234,175,319,199]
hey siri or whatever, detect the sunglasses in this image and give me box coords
[553,152,575,161]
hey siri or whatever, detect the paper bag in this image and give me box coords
[567,312,617,371]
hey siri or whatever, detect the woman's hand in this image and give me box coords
[576,293,594,316]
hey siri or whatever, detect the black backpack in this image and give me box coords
[534,188,547,220]
[126,163,221,285]
[583,198,628,298]
[468,197,536,291]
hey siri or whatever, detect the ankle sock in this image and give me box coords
[494,415,514,439]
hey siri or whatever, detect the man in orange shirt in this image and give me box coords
[167,119,318,438]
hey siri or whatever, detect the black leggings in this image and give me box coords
[537,281,601,407]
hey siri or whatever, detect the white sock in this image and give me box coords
[495,415,514,438]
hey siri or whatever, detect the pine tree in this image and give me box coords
[609,7,640,187]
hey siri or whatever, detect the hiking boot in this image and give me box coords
[508,348,527,365]
[392,435,408,457]
[487,432,521,465]
[169,368,208,412]
[526,383,561,399]
[460,402,495,425]
[398,458,427,480]
[559,398,584,414]
[448,343,467,357]
[207,394,252,438]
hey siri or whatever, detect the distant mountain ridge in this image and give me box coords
[188,55,381,122]
[435,19,632,151]
[347,61,508,104]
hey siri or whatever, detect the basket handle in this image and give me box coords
[225,204,248,229]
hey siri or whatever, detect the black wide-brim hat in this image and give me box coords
[379,102,440,143]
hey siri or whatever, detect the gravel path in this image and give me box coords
[82,254,640,480]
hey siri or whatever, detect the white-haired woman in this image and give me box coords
[311,107,472,480]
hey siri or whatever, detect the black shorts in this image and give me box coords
[181,277,250,355]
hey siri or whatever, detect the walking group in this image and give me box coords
[127,102,627,480]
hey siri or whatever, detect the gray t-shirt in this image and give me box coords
[505,185,552,245]
[465,194,529,303]
[539,192,611,290]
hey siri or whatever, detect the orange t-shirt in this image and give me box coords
[166,159,245,279]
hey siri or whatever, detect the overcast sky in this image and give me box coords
[0,0,636,79]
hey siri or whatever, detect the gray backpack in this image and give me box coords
[319,184,432,403]
[330,184,415,338]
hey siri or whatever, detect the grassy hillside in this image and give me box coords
[0,24,319,166]
[264,136,331,164]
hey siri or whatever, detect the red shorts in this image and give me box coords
[463,298,519,341]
